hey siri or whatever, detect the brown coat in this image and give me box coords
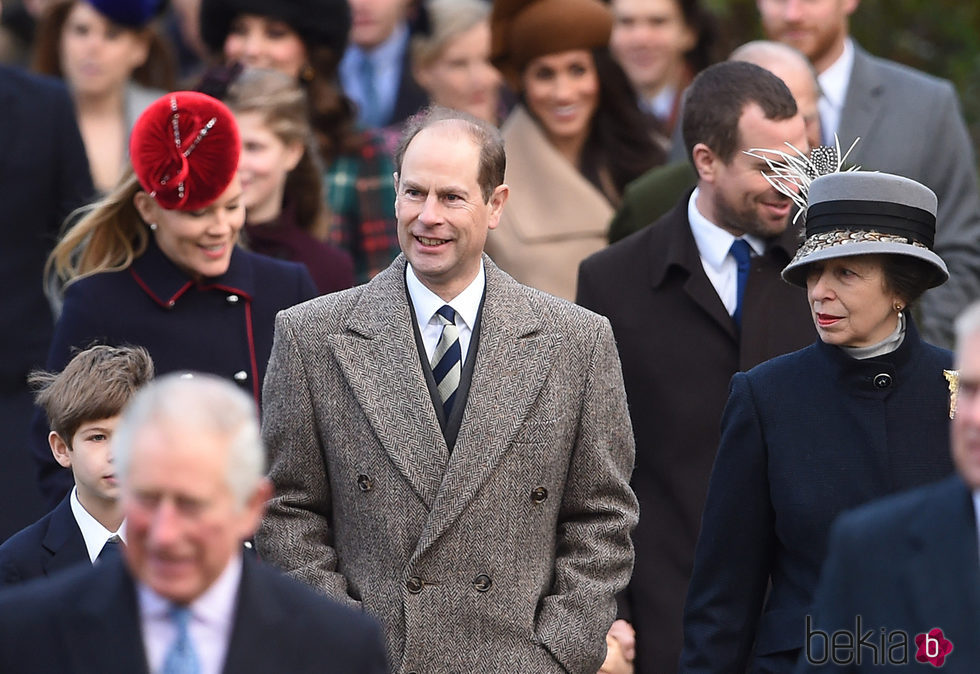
[576,194,815,673]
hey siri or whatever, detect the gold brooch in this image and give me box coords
[944,369,959,419]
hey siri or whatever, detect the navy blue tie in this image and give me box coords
[431,305,461,418]
[730,239,752,329]
[96,534,123,565]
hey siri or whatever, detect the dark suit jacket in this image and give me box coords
[576,194,815,674]
[0,494,87,588]
[0,554,388,673]
[0,66,94,542]
[797,475,979,673]
[33,237,318,507]
[681,319,955,673]
[838,45,980,349]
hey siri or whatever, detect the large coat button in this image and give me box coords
[357,474,373,492]
[530,486,548,503]
[873,373,892,389]
[226,294,239,303]
[233,370,248,382]
[473,574,492,592]
[406,576,424,593]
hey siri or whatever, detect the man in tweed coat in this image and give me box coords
[255,106,639,674]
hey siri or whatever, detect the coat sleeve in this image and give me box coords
[681,371,776,671]
[255,310,361,609]
[793,516,862,673]
[534,317,639,673]
[916,81,980,348]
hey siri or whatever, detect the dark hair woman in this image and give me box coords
[199,0,400,283]
[34,91,317,508]
[486,0,666,301]
[682,168,955,672]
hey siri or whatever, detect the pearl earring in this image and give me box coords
[149,222,158,231]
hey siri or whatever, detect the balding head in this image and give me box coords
[730,40,821,148]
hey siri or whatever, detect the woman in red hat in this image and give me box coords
[34,90,317,508]
[33,0,176,194]
[485,0,666,302]
[198,0,400,284]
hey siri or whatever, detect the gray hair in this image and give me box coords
[955,301,980,360]
[112,373,265,506]
[412,0,490,67]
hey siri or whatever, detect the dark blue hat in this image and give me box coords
[88,0,165,28]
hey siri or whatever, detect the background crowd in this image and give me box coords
[0,0,978,673]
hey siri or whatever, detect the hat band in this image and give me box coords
[805,200,936,249]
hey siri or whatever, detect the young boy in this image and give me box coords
[0,345,153,587]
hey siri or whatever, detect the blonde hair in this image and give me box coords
[47,171,150,291]
[412,0,490,68]
[224,68,329,238]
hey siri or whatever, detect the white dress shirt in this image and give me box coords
[973,491,980,561]
[406,262,485,365]
[138,554,243,674]
[817,38,855,145]
[69,486,125,563]
[687,188,766,316]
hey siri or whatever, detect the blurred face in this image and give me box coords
[349,0,409,49]
[52,416,122,507]
[522,50,599,155]
[609,0,696,99]
[395,122,508,300]
[413,21,501,124]
[134,176,246,280]
[953,329,980,489]
[235,111,303,223]
[122,422,265,604]
[756,0,858,73]
[765,59,822,148]
[60,1,150,97]
[698,103,808,238]
[223,14,308,78]
[805,255,902,347]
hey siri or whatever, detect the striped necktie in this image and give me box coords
[431,305,461,418]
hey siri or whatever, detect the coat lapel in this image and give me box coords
[837,46,885,155]
[327,258,448,507]
[652,197,736,340]
[62,558,149,672]
[41,496,89,576]
[411,259,560,561]
[223,557,286,673]
[902,477,980,637]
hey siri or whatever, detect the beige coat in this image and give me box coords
[485,106,613,301]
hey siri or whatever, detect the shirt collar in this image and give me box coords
[137,553,243,629]
[818,37,854,112]
[70,486,125,562]
[130,235,255,309]
[687,187,766,270]
[405,260,485,332]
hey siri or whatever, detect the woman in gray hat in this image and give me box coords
[681,170,956,672]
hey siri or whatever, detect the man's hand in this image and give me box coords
[599,619,635,674]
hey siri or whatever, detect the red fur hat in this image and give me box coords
[129,91,240,211]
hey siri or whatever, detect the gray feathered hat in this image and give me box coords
[746,139,948,289]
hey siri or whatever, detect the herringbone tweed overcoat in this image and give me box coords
[256,254,638,674]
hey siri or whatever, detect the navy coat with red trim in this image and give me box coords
[32,238,317,507]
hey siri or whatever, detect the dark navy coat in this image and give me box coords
[0,553,389,673]
[0,494,87,588]
[798,474,980,672]
[0,66,94,542]
[682,317,955,673]
[33,238,317,506]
